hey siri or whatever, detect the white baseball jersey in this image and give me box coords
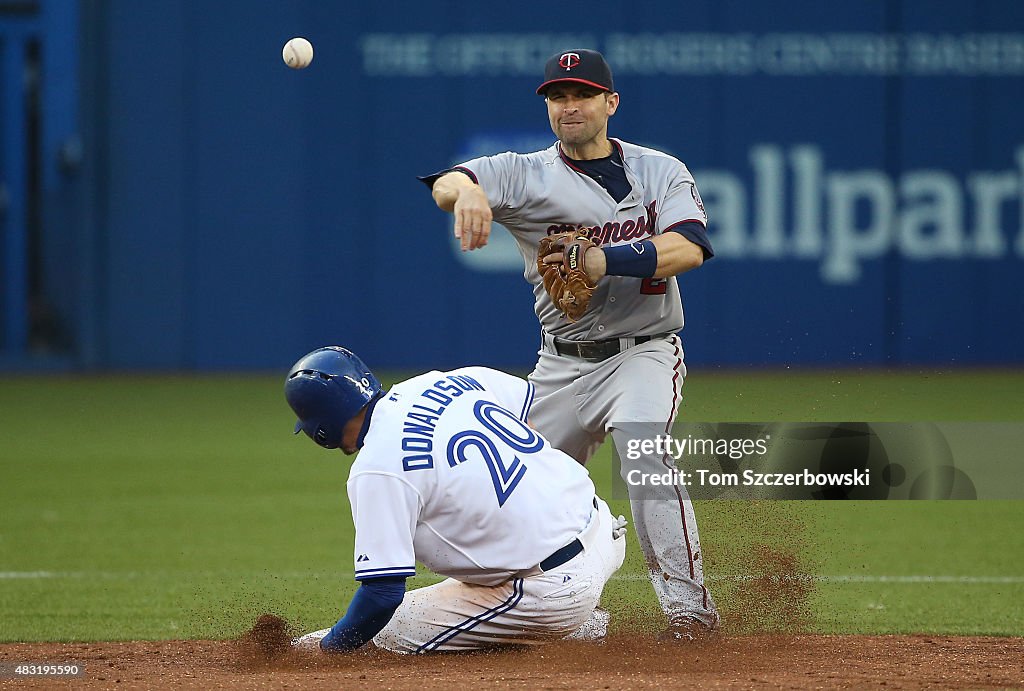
[453,138,708,339]
[349,367,597,587]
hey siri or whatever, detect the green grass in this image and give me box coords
[1,370,1022,641]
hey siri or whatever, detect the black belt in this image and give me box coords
[539,538,583,572]
[538,498,598,571]
[552,334,664,362]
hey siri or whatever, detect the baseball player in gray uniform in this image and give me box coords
[421,49,719,639]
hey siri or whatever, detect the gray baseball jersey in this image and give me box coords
[452,138,708,339]
[432,136,720,630]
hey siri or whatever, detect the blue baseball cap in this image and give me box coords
[537,49,615,95]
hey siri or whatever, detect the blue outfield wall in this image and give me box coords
[27,0,1024,370]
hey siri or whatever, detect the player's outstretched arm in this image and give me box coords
[431,172,493,252]
[577,232,704,284]
[318,577,406,652]
[647,232,705,278]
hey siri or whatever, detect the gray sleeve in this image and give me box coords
[659,163,708,230]
[452,152,523,218]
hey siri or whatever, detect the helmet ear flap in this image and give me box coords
[285,346,384,449]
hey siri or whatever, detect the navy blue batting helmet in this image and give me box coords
[285,346,383,449]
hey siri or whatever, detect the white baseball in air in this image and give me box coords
[282,37,314,69]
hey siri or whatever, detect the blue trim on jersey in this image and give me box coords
[558,144,631,203]
[665,220,715,260]
[355,392,385,450]
[417,166,478,189]
[520,383,535,422]
[415,578,525,653]
[450,166,478,184]
[355,565,417,580]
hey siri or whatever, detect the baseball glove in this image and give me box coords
[537,229,598,322]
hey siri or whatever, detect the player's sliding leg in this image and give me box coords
[374,501,624,653]
[564,607,611,641]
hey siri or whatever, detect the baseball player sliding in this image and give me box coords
[421,49,719,639]
[285,346,626,653]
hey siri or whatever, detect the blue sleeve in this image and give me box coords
[665,220,714,260]
[320,577,407,652]
[417,166,477,189]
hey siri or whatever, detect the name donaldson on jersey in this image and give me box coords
[399,375,486,471]
[625,467,871,488]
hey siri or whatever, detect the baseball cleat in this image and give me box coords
[291,627,331,651]
[656,616,720,643]
[564,607,611,642]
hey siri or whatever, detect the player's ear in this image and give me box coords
[605,92,620,116]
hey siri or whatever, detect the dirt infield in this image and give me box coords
[2,632,1022,689]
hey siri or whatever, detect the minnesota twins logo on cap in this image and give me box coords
[559,52,581,70]
[537,48,615,95]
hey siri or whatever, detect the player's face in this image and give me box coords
[545,85,619,153]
